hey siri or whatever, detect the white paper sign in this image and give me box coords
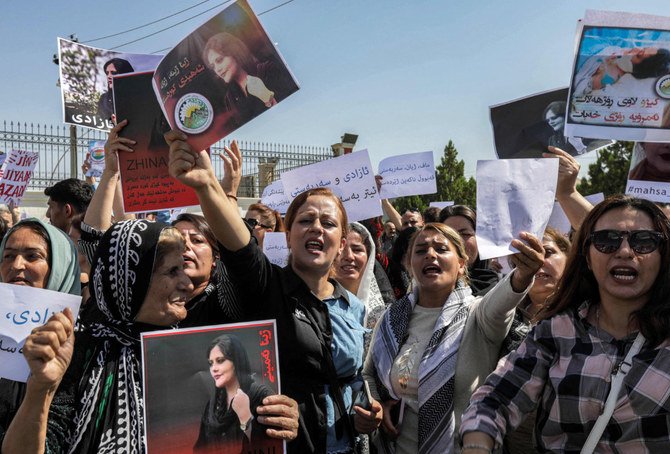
[263,232,289,267]
[280,149,381,222]
[547,192,605,234]
[261,180,291,214]
[378,151,436,199]
[0,150,39,206]
[475,159,559,260]
[0,283,81,382]
[429,201,454,210]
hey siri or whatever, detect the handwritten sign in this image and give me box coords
[280,149,382,222]
[262,232,289,267]
[548,193,605,234]
[0,283,81,382]
[429,201,454,210]
[141,320,282,454]
[114,72,200,213]
[151,0,299,153]
[475,158,559,260]
[566,10,670,142]
[261,180,291,214]
[378,151,436,199]
[0,149,38,206]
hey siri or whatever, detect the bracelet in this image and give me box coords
[226,193,238,201]
[462,444,492,453]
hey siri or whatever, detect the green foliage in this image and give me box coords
[393,140,477,213]
[60,41,105,111]
[576,141,633,197]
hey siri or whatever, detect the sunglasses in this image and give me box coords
[589,229,664,255]
[244,218,272,230]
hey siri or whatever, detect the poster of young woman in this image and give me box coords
[152,0,299,152]
[626,141,670,203]
[490,88,612,159]
[141,320,283,454]
[57,38,162,131]
[566,10,670,142]
[113,71,199,213]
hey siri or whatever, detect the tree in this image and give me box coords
[576,141,633,196]
[393,140,477,213]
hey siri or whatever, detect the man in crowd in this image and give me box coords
[44,178,94,233]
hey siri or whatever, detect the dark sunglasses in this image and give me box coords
[589,229,664,254]
[244,218,272,229]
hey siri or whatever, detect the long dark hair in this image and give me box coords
[541,195,670,347]
[207,334,253,392]
[172,213,220,258]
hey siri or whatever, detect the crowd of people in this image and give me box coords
[0,120,669,454]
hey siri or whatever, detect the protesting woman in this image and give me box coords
[461,195,670,453]
[0,219,80,440]
[363,223,543,453]
[244,202,285,249]
[165,130,381,453]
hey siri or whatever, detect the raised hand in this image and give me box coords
[219,141,242,197]
[104,119,135,175]
[510,232,545,293]
[165,130,215,189]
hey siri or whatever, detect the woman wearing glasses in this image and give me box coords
[460,195,670,453]
[244,203,285,249]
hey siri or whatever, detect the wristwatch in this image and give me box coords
[240,416,253,431]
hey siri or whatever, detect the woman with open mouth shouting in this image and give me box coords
[363,223,543,454]
[461,195,670,454]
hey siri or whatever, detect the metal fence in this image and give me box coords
[0,120,334,197]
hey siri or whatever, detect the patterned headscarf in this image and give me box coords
[66,220,169,453]
[0,218,80,295]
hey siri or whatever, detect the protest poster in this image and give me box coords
[141,320,283,454]
[263,231,289,267]
[566,10,670,142]
[377,151,436,199]
[626,141,670,203]
[280,149,381,222]
[58,38,162,131]
[491,88,612,159]
[0,283,81,382]
[85,140,106,178]
[429,201,454,209]
[475,158,559,260]
[152,0,299,152]
[114,71,200,213]
[0,149,38,206]
[547,193,605,234]
[261,179,291,214]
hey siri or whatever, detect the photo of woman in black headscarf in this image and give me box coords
[193,334,274,454]
[97,57,134,121]
[201,32,297,130]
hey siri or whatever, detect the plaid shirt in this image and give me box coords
[461,300,670,454]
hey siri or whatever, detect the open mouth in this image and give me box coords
[340,264,358,273]
[610,266,637,282]
[535,271,552,279]
[305,240,324,252]
[422,264,442,276]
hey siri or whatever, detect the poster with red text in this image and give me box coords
[0,149,39,205]
[152,0,299,152]
[141,320,283,454]
[113,71,199,213]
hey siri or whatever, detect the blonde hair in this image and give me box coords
[153,227,186,271]
[406,223,470,285]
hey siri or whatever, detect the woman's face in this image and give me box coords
[588,207,661,308]
[207,49,240,84]
[245,209,272,247]
[0,227,50,288]
[409,230,465,294]
[334,231,368,292]
[209,345,237,389]
[529,238,567,304]
[105,63,118,90]
[625,47,658,65]
[441,215,477,267]
[642,142,670,176]
[134,249,193,326]
[545,110,564,132]
[174,221,215,288]
[287,195,345,275]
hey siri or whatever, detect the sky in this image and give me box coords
[2,0,669,179]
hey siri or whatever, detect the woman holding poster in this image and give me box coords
[163,131,382,453]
